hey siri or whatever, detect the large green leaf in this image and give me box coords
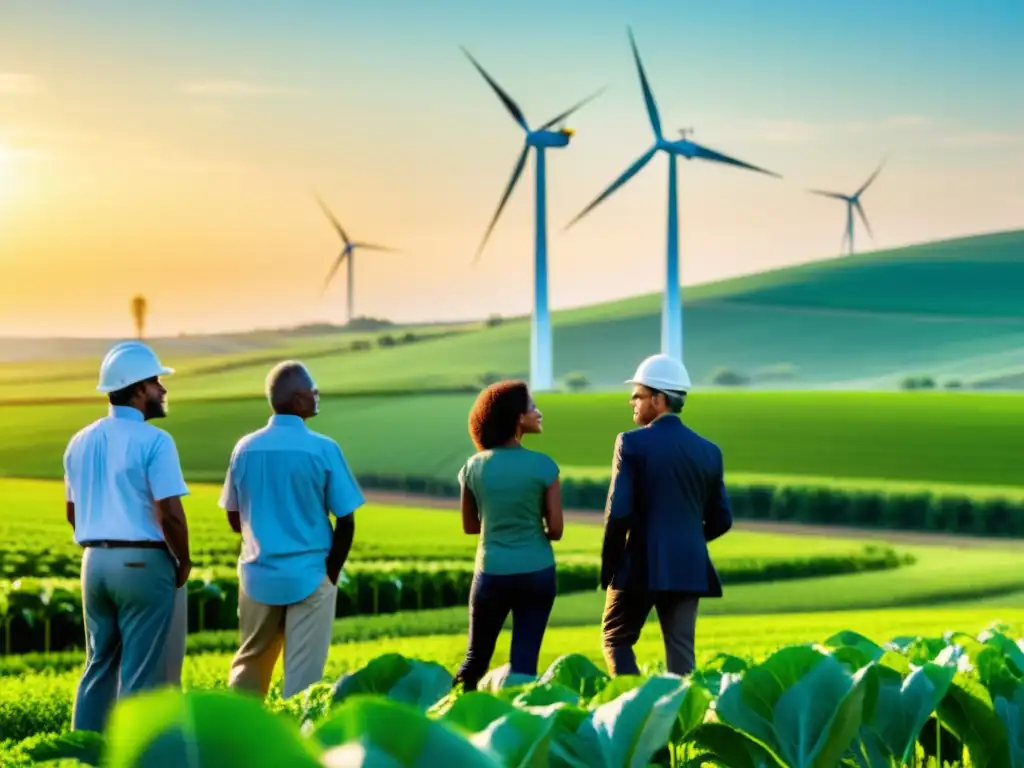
[823,631,885,671]
[332,653,452,710]
[478,663,538,693]
[539,654,610,700]
[937,671,1013,768]
[314,695,499,767]
[24,730,105,765]
[574,674,690,768]
[853,661,957,766]
[687,722,786,768]
[102,688,322,767]
[512,682,581,708]
[716,646,873,768]
[979,630,1024,678]
[993,683,1024,768]
[440,691,556,767]
[521,702,592,768]
[690,653,749,697]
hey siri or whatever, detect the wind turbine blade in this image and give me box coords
[460,46,529,131]
[807,188,850,201]
[320,252,347,296]
[564,145,658,231]
[473,143,530,263]
[854,200,874,239]
[855,157,886,198]
[689,142,781,178]
[627,28,663,139]
[538,85,608,130]
[311,189,351,245]
[353,242,400,253]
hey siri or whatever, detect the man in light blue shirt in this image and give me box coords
[219,360,363,699]
[64,341,192,733]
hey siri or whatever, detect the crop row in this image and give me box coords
[359,472,1024,537]
[3,625,1023,767]
[0,547,908,655]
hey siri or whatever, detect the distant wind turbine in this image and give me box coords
[462,45,605,393]
[313,191,400,326]
[565,28,782,365]
[808,159,886,255]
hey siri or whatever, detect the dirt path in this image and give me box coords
[363,490,1020,549]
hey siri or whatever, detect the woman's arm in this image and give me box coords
[461,484,482,535]
[543,478,564,541]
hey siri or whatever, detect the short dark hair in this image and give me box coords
[649,386,685,413]
[107,378,151,406]
[468,380,530,451]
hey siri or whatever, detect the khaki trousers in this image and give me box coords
[228,575,337,700]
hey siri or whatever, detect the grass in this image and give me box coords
[2,230,1024,397]
[3,390,1023,489]
[2,606,1021,743]
[0,478,877,570]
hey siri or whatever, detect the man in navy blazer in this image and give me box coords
[600,353,733,677]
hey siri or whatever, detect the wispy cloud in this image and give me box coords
[179,79,296,96]
[0,73,42,94]
[749,114,931,144]
[932,130,1024,148]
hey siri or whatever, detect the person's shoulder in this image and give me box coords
[522,447,558,469]
[64,418,103,456]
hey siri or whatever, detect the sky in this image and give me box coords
[0,0,1022,338]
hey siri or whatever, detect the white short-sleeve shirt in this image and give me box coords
[63,405,190,544]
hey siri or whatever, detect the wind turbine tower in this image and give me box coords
[314,192,400,325]
[462,46,604,393]
[565,28,782,365]
[808,159,886,255]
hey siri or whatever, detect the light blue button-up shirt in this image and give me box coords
[219,414,365,606]
[63,405,190,544]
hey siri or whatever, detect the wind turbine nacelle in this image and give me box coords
[530,129,572,149]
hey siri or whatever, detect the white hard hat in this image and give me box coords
[96,341,175,393]
[626,353,691,393]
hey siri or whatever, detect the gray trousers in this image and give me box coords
[72,547,178,733]
[601,588,700,677]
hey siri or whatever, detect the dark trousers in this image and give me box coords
[601,588,699,677]
[453,565,557,690]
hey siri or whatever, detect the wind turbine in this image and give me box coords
[462,46,605,393]
[313,191,400,326]
[565,28,781,365]
[808,159,885,255]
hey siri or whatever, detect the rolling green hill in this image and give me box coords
[3,391,1021,490]
[1,229,1022,400]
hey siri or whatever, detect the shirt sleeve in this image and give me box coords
[218,451,239,511]
[539,453,560,487]
[147,432,190,502]
[326,442,365,519]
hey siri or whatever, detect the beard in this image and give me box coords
[143,395,167,420]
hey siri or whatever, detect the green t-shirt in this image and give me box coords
[458,446,560,575]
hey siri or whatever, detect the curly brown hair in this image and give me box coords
[468,380,530,451]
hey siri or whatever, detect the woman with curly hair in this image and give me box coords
[452,379,564,691]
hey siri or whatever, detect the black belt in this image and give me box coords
[81,540,168,550]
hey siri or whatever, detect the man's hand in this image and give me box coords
[326,559,342,586]
[175,559,192,589]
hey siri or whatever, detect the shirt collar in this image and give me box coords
[109,405,144,422]
[268,414,308,429]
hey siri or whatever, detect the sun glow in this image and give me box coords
[0,138,16,208]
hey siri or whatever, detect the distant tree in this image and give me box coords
[562,372,590,392]
[350,340,371,351]
[400,332,418,344]
[900,375,936,390]
[711,367,749,387]
[485,314,503,328]
[478,372,504,387]
[131,295,147,339]
[377,334,396,348]
[943,379,963,389]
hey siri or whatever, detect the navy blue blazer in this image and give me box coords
[600,414,733,596]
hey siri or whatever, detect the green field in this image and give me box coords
[3,390,1022,489]
[2,230,1024,398]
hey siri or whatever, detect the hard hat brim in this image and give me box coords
[95,365,175,393]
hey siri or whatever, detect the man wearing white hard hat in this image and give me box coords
[63,341,192,732]
[599,353,733,678]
